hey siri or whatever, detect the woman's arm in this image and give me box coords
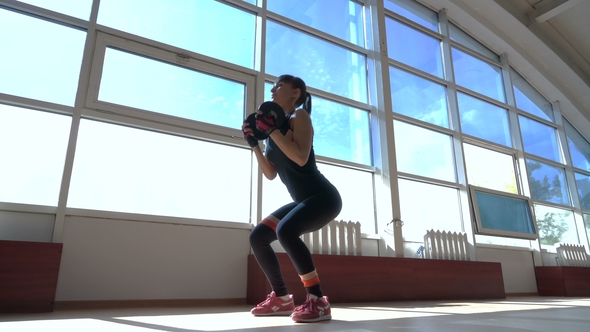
[252,144,278,180]
[268,109,313,167]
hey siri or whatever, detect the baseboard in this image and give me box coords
[54,298,247,310]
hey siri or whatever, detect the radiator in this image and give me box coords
[302,220,362,256]
[423,229,470,261]
[556,243,590,267]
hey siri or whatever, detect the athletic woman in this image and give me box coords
[242,75,342,323]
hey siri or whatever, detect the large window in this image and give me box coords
[575,173,590,211]
[452,48,505,102]
[266,21,368,103]
[99,48,246,129]
[564,119,590,171]
[386,18,443,78]
[511,68,553,122]
[389,67,449,128]
[526,159,570,206]
[267,0,365,47]
[519,116,561,162]
[0,105,71,206]
[463,144,518,194]
[385,0,439,32]
[0,8,86,106]
[68,120,252,222]
[457,92,511,146]
[394,121,456,182]
[534,204,579,249]
[98,0,256,69]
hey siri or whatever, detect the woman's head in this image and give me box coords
[272,75,310,113]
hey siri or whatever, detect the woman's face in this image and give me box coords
[270,81,299,109]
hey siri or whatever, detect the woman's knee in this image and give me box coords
[249,223,276,247]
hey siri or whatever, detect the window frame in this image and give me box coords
[85,32,257,144]
[470,185,538,240]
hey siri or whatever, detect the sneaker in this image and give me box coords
[250,291,294,316]
[290,294,332,323]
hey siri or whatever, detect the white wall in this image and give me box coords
[476,246,538,294]
[55,215,251,301]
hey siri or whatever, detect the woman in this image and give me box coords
[242,75,342,323]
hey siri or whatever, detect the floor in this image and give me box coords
[1,297,589,332]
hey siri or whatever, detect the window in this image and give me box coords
[262,163,375,234]
[68,120,252,223]
[16,0,93,20]
[449,22,499,62]
[98,0,256,68]
[585,214,590,245]
[452,48,505,102]
[267,0,365,47]
[394,121,456,182]
[266,21,368,103]
[457,92,511,146]
[99,48,246,130]
[0,105,71,206]
[575,173,590,211]
[386,18,444,78]
[311,97,372,165]
[0,9,85,106]
[519,115,561,162]
[390,67,449,128]
[564,119,590,171]
[511,68,553,122]
[385,0,439,32]
[470,187,536,239]
[534,204,579,249]
[463,144,518,194]
[398,179,463,242]
[526,159,570,206]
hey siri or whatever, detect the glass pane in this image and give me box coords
[0,105,71,206]
[98,0,255,68]
[575,172,590,211]
[564,119,590,171]
[17,0,92,20]
[0,9,85,106]
[457,92,511,146]
[519,115,561,162]
[262,163,375,234]
[384,0,438,32]
[398,179,463,242]
[312,98,372,165]
[449,22,499,62]
[511,68,553,122]
[389,67,448,128]
[266,21,367,103]
[452,48,505,102]
[464,144,518,194]
[386,18,444,78]
[267,0,365,47]
[68,120,252,222]
[474,190,536,235]
[394,121,456,182]
[534,204,579,248]
[99,48,245,129]
[526,159,570,206]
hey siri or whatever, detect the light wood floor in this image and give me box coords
[1,297,589,331]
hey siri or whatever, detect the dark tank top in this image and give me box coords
[265,114,334,203]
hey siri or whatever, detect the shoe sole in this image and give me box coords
[292,314,332,323]
[252,311,293,316]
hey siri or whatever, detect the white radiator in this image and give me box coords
[556,243,590,267]
[423,229,470,261]
[302,220,362,256]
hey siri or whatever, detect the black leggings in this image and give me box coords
[249,186,342,296]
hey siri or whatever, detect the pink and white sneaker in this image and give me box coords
[290,294,332,323]
[250,291,294,316]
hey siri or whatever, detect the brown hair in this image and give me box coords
[276,74,311,114]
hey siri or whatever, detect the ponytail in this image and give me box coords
[304,93,312,115]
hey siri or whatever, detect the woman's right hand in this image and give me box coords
[242,120,258,147]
